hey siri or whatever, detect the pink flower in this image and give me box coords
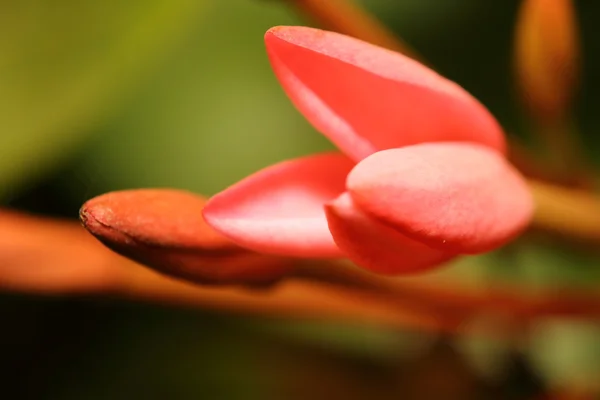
[203,26,534,275]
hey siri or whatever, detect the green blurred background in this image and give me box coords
[3,0,600,398]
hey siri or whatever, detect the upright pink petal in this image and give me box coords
[325,193,456,275]
[265,26,505,161]
[203,153,354,257]
[347,143,534,253]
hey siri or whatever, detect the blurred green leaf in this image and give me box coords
[456,317,512,382]
[70,0,334,197]
[0,0,206,199]
[250,320,435,361]
[528,319,600,389]
[420,240,600,291]
[360,0,482,32]
[513,241,600,290]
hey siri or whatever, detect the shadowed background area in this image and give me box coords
[2,0,600,398]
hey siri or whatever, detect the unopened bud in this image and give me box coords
[514,0,580,121]
[80,189,290,286]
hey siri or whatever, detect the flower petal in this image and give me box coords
[80,189,290,285]
[325,193,455,275]
[265,26,505,161]
[347,143,534,253]
[203,153,354,257]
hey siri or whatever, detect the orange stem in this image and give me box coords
[529,180,600,246]
[292,259,600,323]
[4,210,600,336]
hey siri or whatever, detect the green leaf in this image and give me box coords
[71,0,334,197]
[417,240,600,291]
[0,0,206,199]
[250,320,435,361]
[528,319,600,389]
[513,241,600,290]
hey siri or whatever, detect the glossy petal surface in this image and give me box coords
[325,193,455,275]
[265,26,505,161]
[204,153,354,257]
[347,143,534,253]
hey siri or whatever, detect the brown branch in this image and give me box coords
[5,209,600,335]
[291,258,600,324]
[529,179,600,245]
[0,210,449,332]
[118,265,445,331]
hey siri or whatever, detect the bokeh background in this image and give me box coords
[3,0,600,398]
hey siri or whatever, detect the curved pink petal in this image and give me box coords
[347,143,534,253]
[325,193,456,275]
[203,153,354,257]
[265,26,506,161]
